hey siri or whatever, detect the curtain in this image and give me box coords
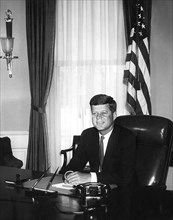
[47,0,127,172]
[26,0,56,172]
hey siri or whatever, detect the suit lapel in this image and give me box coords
[102,125,119,169]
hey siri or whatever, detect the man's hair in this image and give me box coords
[89,94,117,113]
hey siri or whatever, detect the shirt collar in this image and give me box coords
[99,128,113,139]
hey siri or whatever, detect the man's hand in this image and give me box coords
[64,171,91,185]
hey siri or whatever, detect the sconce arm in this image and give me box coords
[0,55,18,59]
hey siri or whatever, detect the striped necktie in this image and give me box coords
[99,135,105,172]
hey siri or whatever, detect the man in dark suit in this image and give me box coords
[63,94,136,187]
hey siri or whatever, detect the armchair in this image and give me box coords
[0,136,23,168]
[59,135,80,174]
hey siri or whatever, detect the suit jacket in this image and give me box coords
[64,123,136,186]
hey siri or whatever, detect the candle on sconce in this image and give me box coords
[5,9,13,38]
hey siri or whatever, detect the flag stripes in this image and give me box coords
[124,1,151,115]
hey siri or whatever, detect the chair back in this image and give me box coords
[115,115,173,187]
[0,137,23,168]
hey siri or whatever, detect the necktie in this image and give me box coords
[99,135,105,172]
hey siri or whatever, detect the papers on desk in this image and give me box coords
[52,182,74,190]
[51,182,75,195]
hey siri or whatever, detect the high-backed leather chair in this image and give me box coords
[0,137,23,168]
[115,115,173,188]
[114,115,173,218]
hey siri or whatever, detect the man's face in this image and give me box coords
[91,104,116,135]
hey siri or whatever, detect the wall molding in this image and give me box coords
[0,131,28,135]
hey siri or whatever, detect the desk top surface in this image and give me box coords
[0,166,83,220]
[0,166,173,220]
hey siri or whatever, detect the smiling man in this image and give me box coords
[63,94,136,186]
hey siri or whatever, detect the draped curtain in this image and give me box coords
[26,0,56,171]
[47,0,127,172]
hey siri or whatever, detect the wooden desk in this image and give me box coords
[0,166,83,220]
[0,166,173,220]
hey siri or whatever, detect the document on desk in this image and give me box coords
[52,182,73,190]
[52,182,75,195]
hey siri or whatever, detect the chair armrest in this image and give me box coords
[60,147,74,154]
[4,155,23,168]
[59,147,75,174]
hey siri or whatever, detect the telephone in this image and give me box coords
[75,182,110,208]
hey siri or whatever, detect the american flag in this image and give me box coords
[124,0,151,115]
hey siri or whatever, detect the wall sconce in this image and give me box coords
[0,37,18,78]
[0,10,18,78]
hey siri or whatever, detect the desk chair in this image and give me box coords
[115,115,173,218]
[115,115,173,188]
[0,137,23,168]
